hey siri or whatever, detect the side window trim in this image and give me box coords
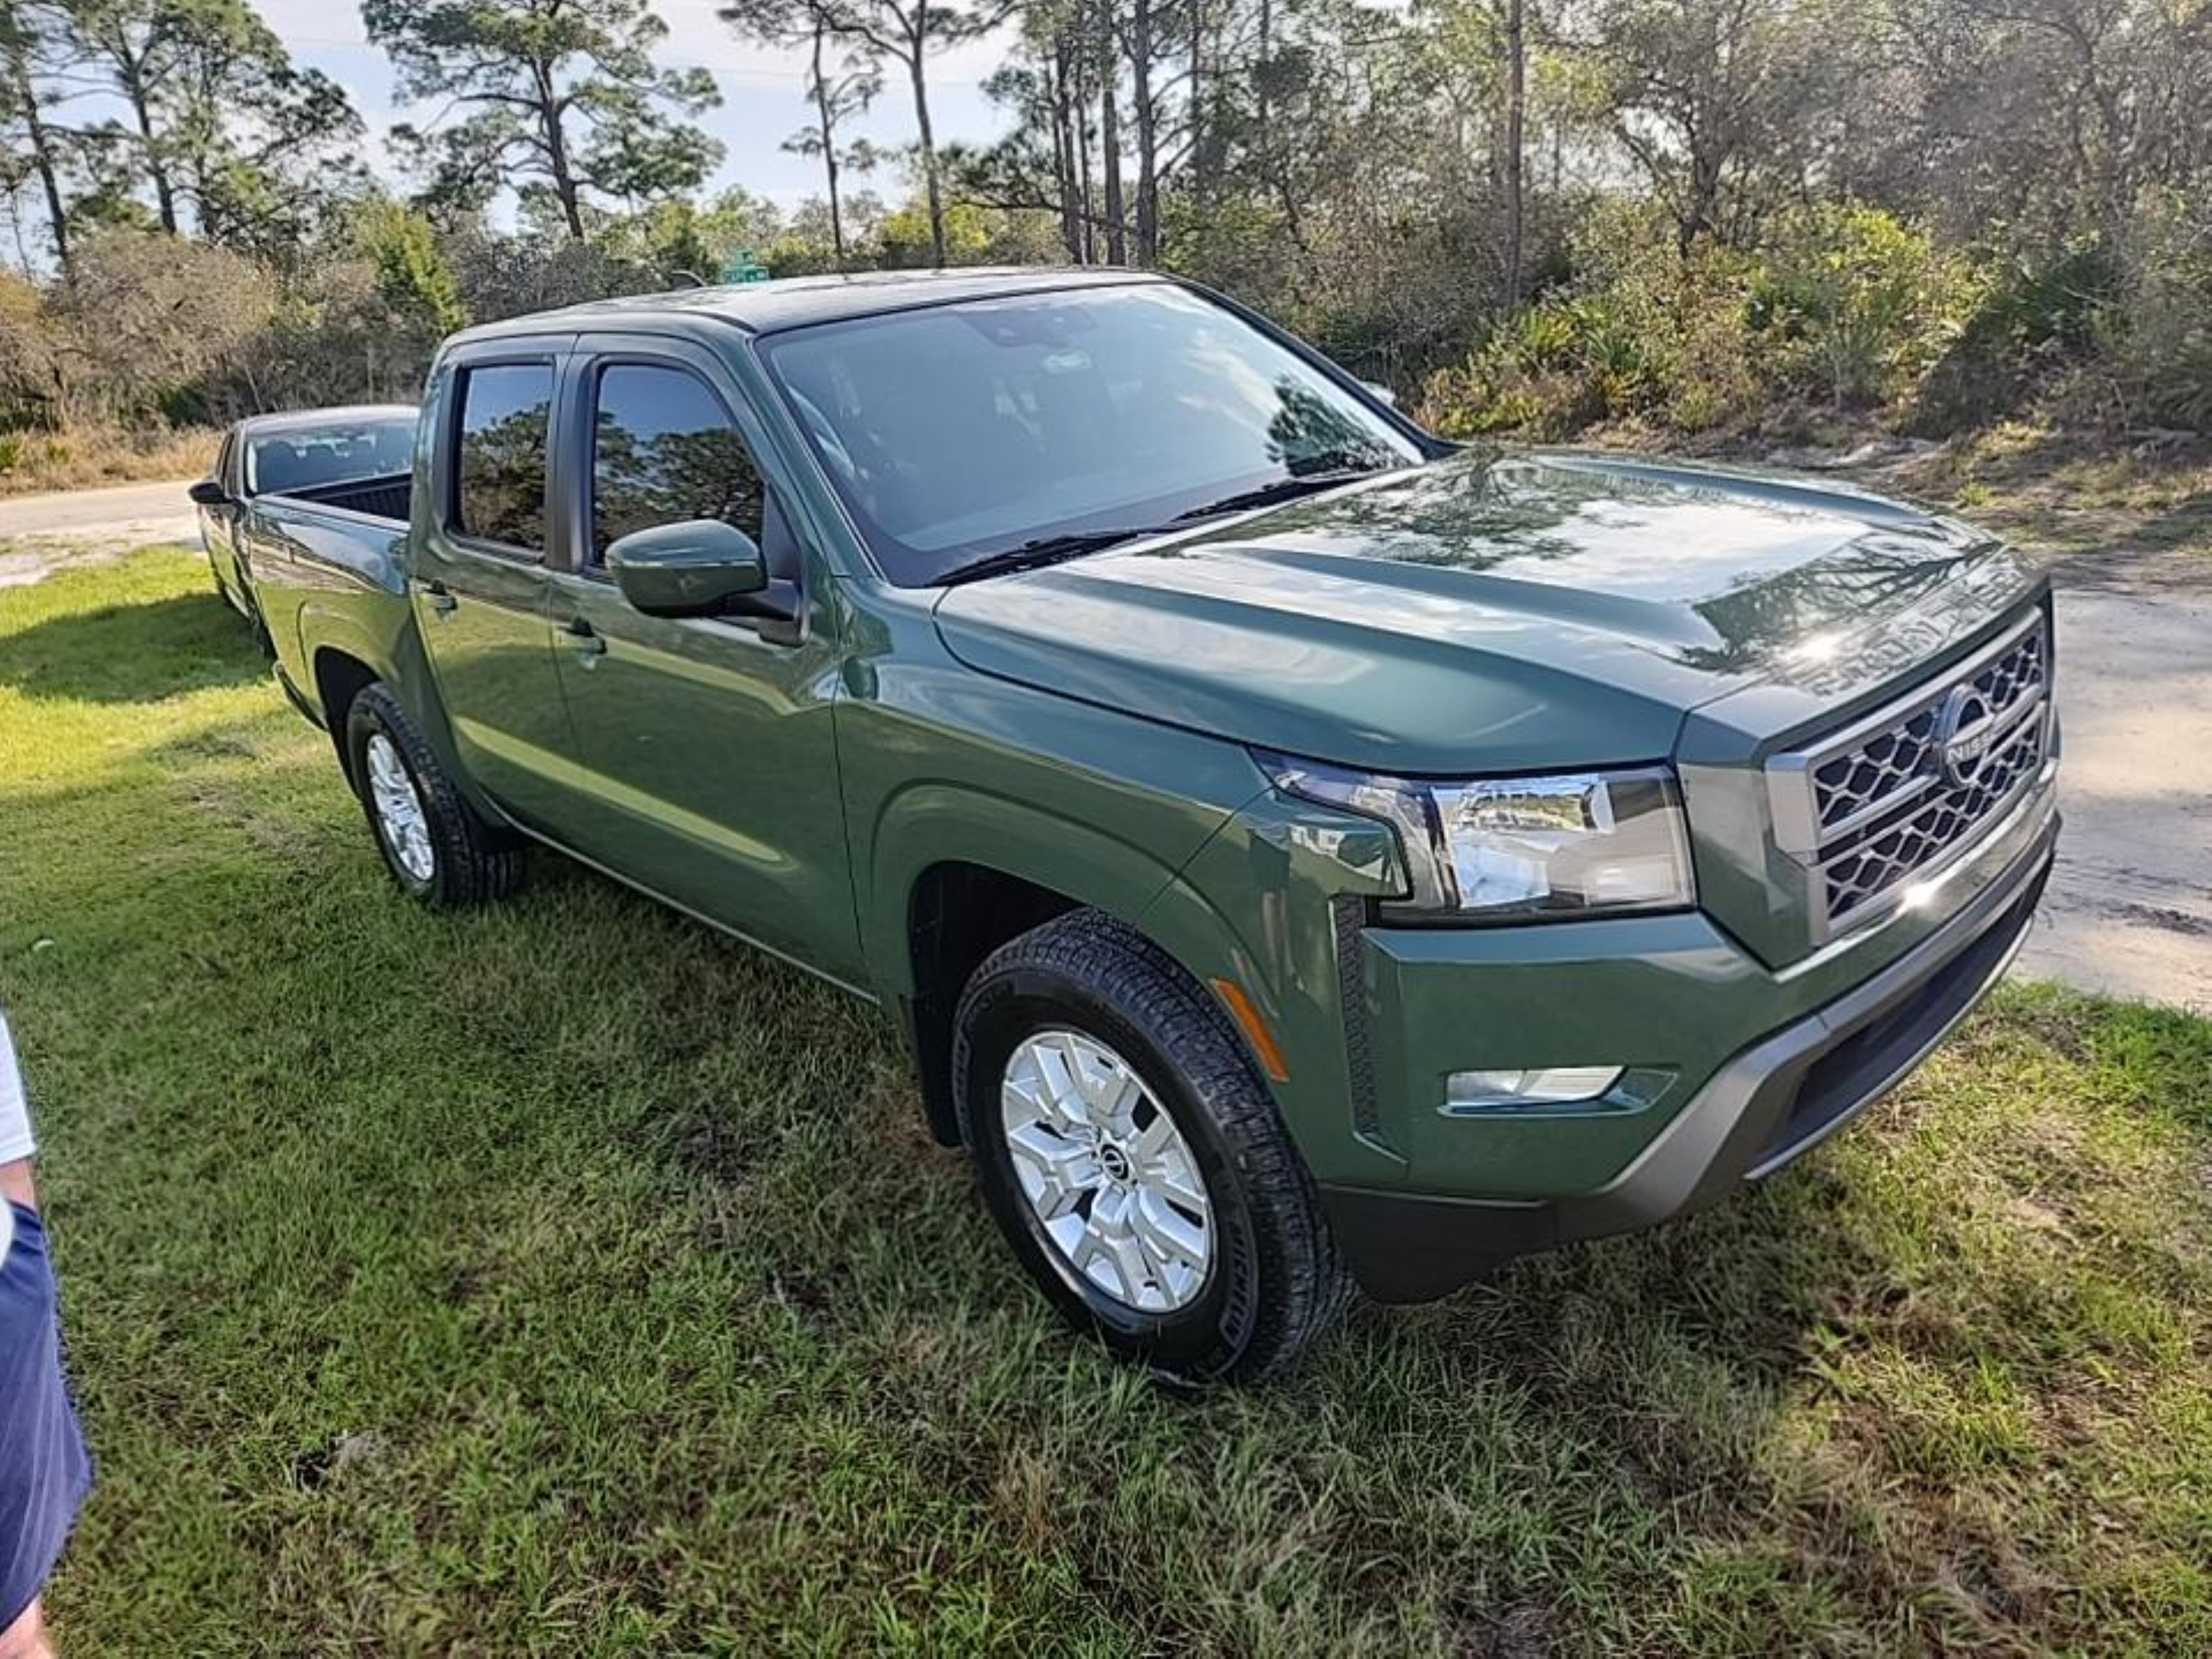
[577,353,777,584]
[445,352,560,565]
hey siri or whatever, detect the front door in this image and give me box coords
[408,344,579,831]
[201,429,247,605]
[540,343,861,982]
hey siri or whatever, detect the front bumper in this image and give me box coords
[1317,800,2057,1303]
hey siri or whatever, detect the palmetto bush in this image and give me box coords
[1421,203,1986,441]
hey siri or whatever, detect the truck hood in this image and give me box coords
[931,448,2028,774]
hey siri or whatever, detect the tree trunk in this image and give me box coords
[908,0,946,267]
[535,61,585,240]
[5,42,69,272]
[909,57,946,265]
[1501,0,1525,307]
[1130,0,1158,264]
[120,59,177,235]
[1188,0,1208,211]
[812,29,846,268]
[1048,45,1082,262]
[1256,0,1271,135]
[1100,24,1125,264]
[1681,141,1721,253]
[1073,51,1096,264]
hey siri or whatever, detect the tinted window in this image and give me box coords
[757,283,1421,584]
[590,365,766,563]
[247,416,415,497]
[454,365,553,551]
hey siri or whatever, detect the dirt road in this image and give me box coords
[2016,582,2212,1009]
[0,477,199,586]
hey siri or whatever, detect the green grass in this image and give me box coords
[4,550,2210,1656]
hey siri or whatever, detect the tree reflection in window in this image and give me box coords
[592,366,766,563]
[456,365,553,551]
[1265,380,1407,477]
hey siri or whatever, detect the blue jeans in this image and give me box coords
[0,1202,92,1631]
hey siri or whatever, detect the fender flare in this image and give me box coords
[298,609,479,813]
[862,781,1232,997]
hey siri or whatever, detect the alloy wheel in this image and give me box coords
[999,1028,1214,1313]
[365,732,434,884]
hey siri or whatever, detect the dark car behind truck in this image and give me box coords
[237,269,2058,1380]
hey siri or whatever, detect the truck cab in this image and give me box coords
[247,270,2059,1381]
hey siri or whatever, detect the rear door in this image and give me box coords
[407,337,581,830]
[539,334,861,980]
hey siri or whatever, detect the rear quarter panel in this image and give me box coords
[242,498,413,711]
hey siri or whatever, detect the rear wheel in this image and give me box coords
[953,911,1352,1382]
[342,683,523,908]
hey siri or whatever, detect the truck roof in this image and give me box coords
[233,403,418,434]
[449,266,1162,344]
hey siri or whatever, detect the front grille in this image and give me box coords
[1768,612,2052,941]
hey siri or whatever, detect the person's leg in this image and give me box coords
[0,1597,53,1659]
[1,1180,89,1659]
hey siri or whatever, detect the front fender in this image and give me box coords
[862,782,1224,998]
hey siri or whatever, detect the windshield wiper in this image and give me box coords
[938,526,1169,587]
[1172,466,1389,524]
[936,461,1396,586]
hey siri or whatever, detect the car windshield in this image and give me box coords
[247,416,416,497]
[756,283,1424,585]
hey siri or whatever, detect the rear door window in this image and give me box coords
[454,364,555,553]
[589,364,766,565]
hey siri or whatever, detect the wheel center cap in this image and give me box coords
[1096,1143,1132,1183]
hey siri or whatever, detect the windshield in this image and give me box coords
[247,416,416,497]
[757,283,1424,585]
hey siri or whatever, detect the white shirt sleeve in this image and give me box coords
[0,1012,35,1166]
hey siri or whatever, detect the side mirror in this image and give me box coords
[607,518,768,620]
[187,476,229,507]
[1360,380,1400,409]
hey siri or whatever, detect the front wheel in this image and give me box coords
[953,911,1353,1382]
[342,683,523,908]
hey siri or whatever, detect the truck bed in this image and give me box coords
[266,470,412,525]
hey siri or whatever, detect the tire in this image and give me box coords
[953,910,1353,1382]
[342,683,524,908]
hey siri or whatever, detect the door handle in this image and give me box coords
[420,581,457,616]
[561,616,607,660]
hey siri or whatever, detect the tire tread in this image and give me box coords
[954,909,1353,1380]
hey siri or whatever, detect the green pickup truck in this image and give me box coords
[230,268,2059,1380]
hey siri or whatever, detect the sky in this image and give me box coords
[254,0,1022,214]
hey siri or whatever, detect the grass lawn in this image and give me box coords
[3,550,2209,1656]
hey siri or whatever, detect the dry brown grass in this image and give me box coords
[0,424,219,497]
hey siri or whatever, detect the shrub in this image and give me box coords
[1421,202,1981,440]
[2095,195,2212,434]
[1911,244,2118,432]
[1748,204,1980,408]
[43,232,274,427]
[1418,203,1763,439]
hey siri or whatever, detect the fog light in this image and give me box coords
[1444,1066,1624,1111]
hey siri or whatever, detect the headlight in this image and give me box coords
[1259,754,1695,921]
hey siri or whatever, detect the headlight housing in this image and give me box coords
[1259,754,1696,921]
